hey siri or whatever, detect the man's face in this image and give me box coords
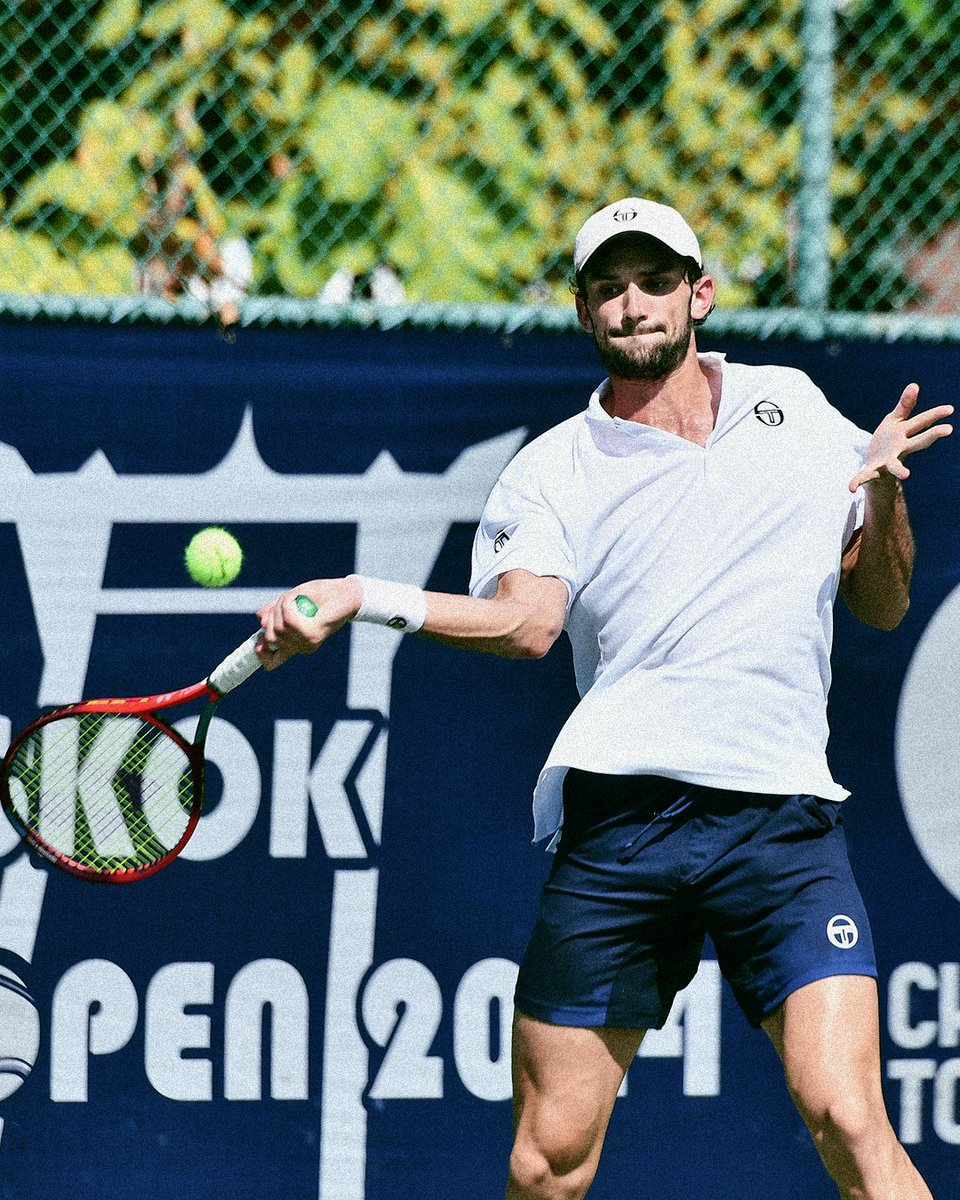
[576,235,700,381]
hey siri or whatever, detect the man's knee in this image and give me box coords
[507,1132,598,1200]
[791,1080,899,1184]
[803,1089,886,1151]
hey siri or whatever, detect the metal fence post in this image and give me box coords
[797,0,836,319]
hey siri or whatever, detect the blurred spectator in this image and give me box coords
[184,234,254,328]
[319,263,407,304]
[134,105,253,325]
[902,224,960,315]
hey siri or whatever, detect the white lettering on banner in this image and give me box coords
[224,960,310,1101]
[637,958,722,1097]
[0,416,525,1199]
[888,1059,960,1145]
[887,962,960,1144]
[146,963,215,1101]
[2,713,389,868]
[50,960,138,1102]
[453,958,517,1102]
[173,716,261,860]
[889,962,960,1050]
[269,717,385,860]
[363,959,445,1100]
[895,582,960,903]
[360,957,518,1103]
[359,957,721,1104]
[44,955,720,1113]
[50,958,313,1105]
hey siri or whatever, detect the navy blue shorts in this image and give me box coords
[515,771,877,1030]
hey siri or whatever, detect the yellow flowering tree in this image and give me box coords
[0,0,938,308]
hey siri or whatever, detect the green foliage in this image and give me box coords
[0,0,953,312]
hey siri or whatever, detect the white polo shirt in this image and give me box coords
[469,353,871,845]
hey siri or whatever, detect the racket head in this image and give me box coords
[0,701,210,883]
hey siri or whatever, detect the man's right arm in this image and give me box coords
[256,568,568,669]
[419,569,568,658]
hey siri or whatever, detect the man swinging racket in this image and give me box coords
[256,198,953,1199]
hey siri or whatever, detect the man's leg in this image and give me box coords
[763,975,932,1199]
[505,1013,645,1200]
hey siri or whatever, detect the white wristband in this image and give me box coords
[349,575,427,633]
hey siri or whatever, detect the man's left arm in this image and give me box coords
[840,383,953,630]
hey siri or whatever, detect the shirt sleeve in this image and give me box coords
[469,474,577,610]
[802,376,871,541]
[826,395,872,538]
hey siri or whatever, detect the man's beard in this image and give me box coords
[594,312,693,381]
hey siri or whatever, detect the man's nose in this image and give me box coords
[621,281,647,320]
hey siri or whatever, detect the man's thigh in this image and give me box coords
[700,792,878,1028]
[511,1014,645,1144]
[762,974,883,1096]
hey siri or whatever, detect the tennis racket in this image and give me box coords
[0,595,317,883]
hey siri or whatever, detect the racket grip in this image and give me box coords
[208,632,263,695]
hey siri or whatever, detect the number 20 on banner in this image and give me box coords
[362,957,517,1102]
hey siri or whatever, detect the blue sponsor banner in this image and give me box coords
[0,317,957,1199]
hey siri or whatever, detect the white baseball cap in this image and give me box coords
[574,198,702,275]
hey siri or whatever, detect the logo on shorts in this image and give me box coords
[754,400,784,426]
[827,914,859,949]
[494,529,511,553]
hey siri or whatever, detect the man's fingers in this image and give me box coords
[849,461,909,492]
[902,404,954,435]
[895,382,921,413]
[258,641,296,671]
[902,423,954,457]
[849,468,874,492]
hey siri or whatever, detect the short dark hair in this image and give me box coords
[570,256,713,326]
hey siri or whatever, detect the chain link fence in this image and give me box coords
[2,0,959,335]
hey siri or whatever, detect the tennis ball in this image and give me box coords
[184,526,243,587]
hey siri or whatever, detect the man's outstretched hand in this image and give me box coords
[849,383,953,493]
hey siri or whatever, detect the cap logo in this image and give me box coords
[613,208,638,223]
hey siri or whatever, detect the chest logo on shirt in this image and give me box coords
[494,529,511,553]
[754,400,785,426]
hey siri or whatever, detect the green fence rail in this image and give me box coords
[2,0,959,338]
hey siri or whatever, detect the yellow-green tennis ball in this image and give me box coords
[184,527,243,587]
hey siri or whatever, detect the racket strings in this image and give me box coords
[6,712,196,872]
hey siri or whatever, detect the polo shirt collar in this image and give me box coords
[585,352,728,440]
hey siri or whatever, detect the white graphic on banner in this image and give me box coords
[895,581,960,903]
[0,409,524,705]
[890,584,960,1146]
[0,412,526,1197]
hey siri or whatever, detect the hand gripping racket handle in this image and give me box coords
[208,594,319,696]
[208,631,263,695]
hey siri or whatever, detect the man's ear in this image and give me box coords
[691,274,715,322]
[575,293,594,333]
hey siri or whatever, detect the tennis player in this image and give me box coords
[257,198,952,1199]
